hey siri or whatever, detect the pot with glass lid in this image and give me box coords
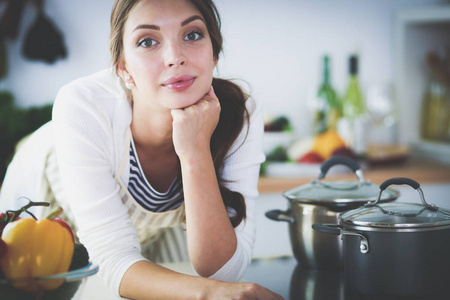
[265,156,399,269]
[313,177,450,298]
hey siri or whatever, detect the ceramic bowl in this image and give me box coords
[0,262,99,300]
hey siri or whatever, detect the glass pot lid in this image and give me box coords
[340,177,450,228]
[283,156,399,205]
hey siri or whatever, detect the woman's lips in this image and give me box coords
[162,75,195,91]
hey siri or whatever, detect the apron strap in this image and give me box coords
[115,127,131,181]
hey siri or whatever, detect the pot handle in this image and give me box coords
[318,156,364,182]
[367,177,437,210]
[311,223,341,235]
[265,209,295,223]
[312,223,370,254]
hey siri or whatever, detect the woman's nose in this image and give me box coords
[164,42,186,68]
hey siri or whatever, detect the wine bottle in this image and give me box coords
[338,55,368,155]
[343,55,365,117]
[421,51,449,141]
[421,80,447,140]
[313,55,341,135]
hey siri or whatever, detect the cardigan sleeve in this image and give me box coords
[204,97,265,282]
[52,82,146,296]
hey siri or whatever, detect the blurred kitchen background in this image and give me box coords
[0,0,450,181]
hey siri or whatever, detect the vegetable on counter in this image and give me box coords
[69,243,90,271]
[290,129,356,164]
[266,145,290,162]
[1,212,20,232]
[0,200,75,294]
[0,212,19,259]
[310,129,346,160]
[0,242,90,300]
[264,115,293,132]
[40,243,90,300]
[1,218,74,293]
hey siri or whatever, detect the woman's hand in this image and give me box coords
[208,281,285,300]
[170,86,220,161]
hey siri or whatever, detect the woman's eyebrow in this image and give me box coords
[132,16,204,33]
[181,15,205,26]
[133,24,159,32]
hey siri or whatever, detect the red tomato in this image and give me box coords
[0,239,6,259]
[0,212,20,232]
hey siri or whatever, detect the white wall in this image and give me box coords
[0,0,112,106]
[1,0,448,138]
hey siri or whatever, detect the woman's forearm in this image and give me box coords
[180,149,237,277]
[119,260,214,300]
[170,89,238,277]
[119,260,283,300]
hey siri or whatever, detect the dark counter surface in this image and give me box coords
[243,256,448,300]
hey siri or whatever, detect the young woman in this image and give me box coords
[0,0,282,298]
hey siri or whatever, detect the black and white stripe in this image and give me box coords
[128,139,184,212]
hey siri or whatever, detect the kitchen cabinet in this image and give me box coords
[395,5,450,163]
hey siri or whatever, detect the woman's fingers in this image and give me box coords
[215,282,284,300]
[207,85,215,98]
[170,86,221,159]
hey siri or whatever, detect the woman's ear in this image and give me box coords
[117,60,135,89]
[117,59,128,81]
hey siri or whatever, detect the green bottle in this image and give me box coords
[343,55,365,118]
[314,55,341,135]
[339,55,367,154]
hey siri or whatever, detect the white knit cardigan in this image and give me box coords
[0,68,265,295]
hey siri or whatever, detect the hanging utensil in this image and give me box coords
[22,0,67,63]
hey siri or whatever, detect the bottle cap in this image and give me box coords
[349,55,358,75]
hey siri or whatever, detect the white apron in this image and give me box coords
[44,128,189,263]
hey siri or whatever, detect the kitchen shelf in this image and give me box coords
[394,5,450,163]
[258,157,450,194]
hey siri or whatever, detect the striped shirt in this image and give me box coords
[127,138,184,212]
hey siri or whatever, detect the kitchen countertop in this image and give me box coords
[79,183,450,299]
[258,157,450,194]
[243,255,449,300]
[82,254,449,300]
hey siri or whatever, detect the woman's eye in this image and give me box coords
[138,38,156,48]
[184,31,203,41]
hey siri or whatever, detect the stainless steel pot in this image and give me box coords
[265,156,398,269]
[313,177,450,298]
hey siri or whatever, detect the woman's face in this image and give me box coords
[120,0,216,110]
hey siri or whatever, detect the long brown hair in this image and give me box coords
[110,0,249,227]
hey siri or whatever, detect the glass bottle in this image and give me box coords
[421,50,450,142]
[343,55,365,118]
[421,77,448,141]
[313,55,341,135]
[338,55,368,155]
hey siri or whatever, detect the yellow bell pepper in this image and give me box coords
[0,218,74,293]
[311,129,346,160]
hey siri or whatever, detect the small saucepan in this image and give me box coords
[265,156,398,269]
[313,177,450,298]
